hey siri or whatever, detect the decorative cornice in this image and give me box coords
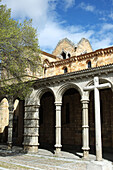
[45,46,113,68]
[49,56,76,67]
[34,63,113,88]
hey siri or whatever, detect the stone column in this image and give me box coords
[54,102,62,155]
[23,104,40,153]
[94,80,102,161]
[81,99,90,159]
[7,97,14,150]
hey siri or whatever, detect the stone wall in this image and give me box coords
[52,39,75,57]
[45,51,113,77]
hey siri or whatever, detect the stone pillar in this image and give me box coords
[54,102,62,155]
[23,104,40,153]
[81,99,90,159]
[94,79,102,161]
[7,97,14,150]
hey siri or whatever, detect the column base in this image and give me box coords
[7,142,12,150]
[82,147,90,160]
[24,145,39,153]
[83,150,89,160]
[55,147,61,156]
[96,155,103,161]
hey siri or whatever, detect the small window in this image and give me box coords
[88,61,91,68]
[44,67,46,75]
[64,67,68,73]
[61,52,66,59]
[68,53,71,58]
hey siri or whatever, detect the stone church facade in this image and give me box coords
[0,38,113,161]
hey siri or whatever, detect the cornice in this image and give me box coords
[45,46,113,68]
[34,63,113,88]
[49,56,76,67]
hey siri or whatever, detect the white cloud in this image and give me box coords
[109,12,113,20]
[39,22,94,53]
[91,37,112,50]
[2,0,113,53]
[99,23,113,34]
[2,0,56,29]
[79,2,95,12]
[63,0,75,11]
[90,24,113,50]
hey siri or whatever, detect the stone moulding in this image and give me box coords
[34,63,113,88]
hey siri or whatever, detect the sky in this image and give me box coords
[1,0,113,53]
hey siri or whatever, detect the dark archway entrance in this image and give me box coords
[39,92,55,152]
[12,99,25,146]
[89,88,113,160]
[61,88,82,153]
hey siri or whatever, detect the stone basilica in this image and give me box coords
[0,38,113,161]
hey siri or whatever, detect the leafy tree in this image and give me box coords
[0,2,42,98]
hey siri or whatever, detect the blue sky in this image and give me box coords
[1,0,113,53]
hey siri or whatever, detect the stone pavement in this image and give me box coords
[0,145,112,170]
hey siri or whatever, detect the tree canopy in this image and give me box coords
[0,2,41,98]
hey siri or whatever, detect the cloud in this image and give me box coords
[109,12,113,20]
[2,0,57,29]
[99,23,113,34]
[90,23,113,50]
[63,0,75,11]
[39,22,94,53]
[79,2,95,12]
[2,0,113,54]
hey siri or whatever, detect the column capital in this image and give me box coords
[54,102,62,106]
[81,99,89,104]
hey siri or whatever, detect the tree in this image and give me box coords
[0,2,42,98]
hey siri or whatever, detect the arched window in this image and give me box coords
[87,60,91,68]
[44,67,46,75]
[68,53,71,58]
[64,67,68,73]
[61,52,66,59]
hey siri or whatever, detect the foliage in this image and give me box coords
[0,2,42,98]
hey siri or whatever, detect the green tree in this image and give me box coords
[0,2,41,98]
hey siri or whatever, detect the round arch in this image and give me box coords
[56,83,83,103]
[86,77,113,87]
[35,87,55,105]
[38,87,55,151]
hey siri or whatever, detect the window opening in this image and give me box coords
[68,53,71,58]
[64,67,68,73]
[88,61,91,68]
[44,67,46,75]
[61,52,66,59]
